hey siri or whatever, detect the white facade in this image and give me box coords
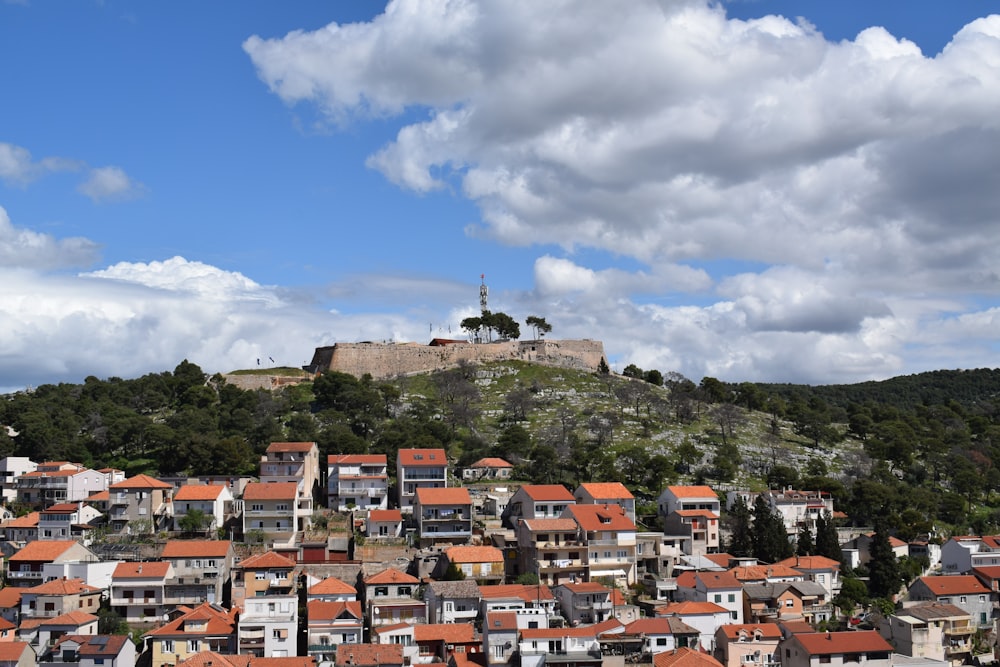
[239,594,298,657]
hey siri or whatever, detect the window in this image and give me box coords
[617,550,628,559]
[251,504,263,511]
[492,645,506,658]
[273,629,288,640]
[730,611,738,620]
[656,638,667,647]
[162,641,174,653]
[728,593,736,603]
[714,594,722,603]
[980,595,987,602]
[375,587,389,597]
[785,599,794,608]
[256,572,266,580]
[188,641,199,653]
[276,503,289,511]
[398,586,412,596]
[960,596,967,603]
[819,657,831,664]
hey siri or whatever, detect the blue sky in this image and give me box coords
[3,0,1000,391]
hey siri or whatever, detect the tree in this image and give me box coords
[726,495,753,557]
[815,511,843,564]
[643,369,664,386]
[178,508,210,534]
[751,495,793,563]
[597,358,610,374]
[796,523,814,556]
[525,315,552,340]
[622,364,644,379]
[867,518,902,599]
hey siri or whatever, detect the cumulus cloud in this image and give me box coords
[0,142,79,186]
[77,166,147,203]
[242,0,1000,383]
[0,205,99,269]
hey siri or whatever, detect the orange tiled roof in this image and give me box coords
[2,511,40,528]
[109,474,172,490]
[413,623,475,643]
[20,610,99,628]
[478,583,554,602]
[674,509,719,519]
[329,454,386,465]
[364,568,419,585]
[161,540,232,559]
[718,624,783,640]
[143,602,238,638]
[623,618,675,635]
[564,504,636,532]
[445,545,503,563]
[8,539,78,562]
[0,643,31,661]
[469,457,512,468]
[174,484,227,501]
[558,581,611,594]
[42,503,80,512]
[485,612,518,631]
[369,509,402,522]
[397,448,447,466]
[309,576,357,596]
[334,644,403,667]
[307,600,362,621]
[666,485,717,499]
[519,484,574,501]
[239,551,296,570]
[0,588,22,608]
[793,631,892,655]
[113,561,171,578]
[86,490,110,502]
[415,487,470,505]
[916,575,990,596]
[576,482,634,499]
[267,441,317,453]
[25,578,100,595]
[243,481,299,500]
[692,570,741,590]
[521,518,579,532]
[730,564,802,581]
[657,600,728,616]
[775,555,842,571]
[653,647,724,667]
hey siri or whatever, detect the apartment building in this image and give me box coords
[327,454,389,512]
[397,449,448,513]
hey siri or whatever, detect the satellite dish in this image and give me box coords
[374,607,380,615]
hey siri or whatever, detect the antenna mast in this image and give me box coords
[479,273,488,314]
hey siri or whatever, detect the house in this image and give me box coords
[334,644,404,667]
[714,624,782,667]
[940,536,1000,574]
[573,482,636,523]
[237,594,297,657]
[37,503,101,545]
[518,626,602,667]
[18,611,98,649]
[363,569,424,628]
[242,482,308,547]
[878,602,974,665]
[306,600,363,662]
[397,449,448,513]
[662,510,720,557]
[482,612,518,666]
[230,551,296,608]
[160,540,233,607]
[413,624,478,664]
[172,484,234,534]
[675,571,743,623]
[0,618,14,642]
[143,602,239,667]
[842,533,910,568]
[260,442,321,497]
[761,489,835,537]
[659,486,720,517]
[551,582,637,625]
[618,617,701,658]
[41,634,136,667]
[778,631,893,667]
[366,509,403,540]
[654,647,725,667]
[424,580,480,624]
[19,578,102,621]
[563,503,638,585]
[775,555,842,599]
[515,518,586,587]
[0,589,21,626]
[414,487,472,546]
[327,454,389,512]
[15,463,107,507]
[908,575,995,627]
[479,584,556,616]
[440,545,505,584]
[0,458,36,504]
[370,623,417,661]
[307,577,357,603]
[175,654,314,667]
[0,513,39,548]
[0,642,35,667]
[502,485,575,529]
[656,601,732,652]
[462,458,513,482]
[742,581,832,625]
[6,541,99,588]
[107,474,173,534]
[110,561,174,624]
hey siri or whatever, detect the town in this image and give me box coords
[0,446,991,667]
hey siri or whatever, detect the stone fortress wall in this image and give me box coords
[307,338,607,381]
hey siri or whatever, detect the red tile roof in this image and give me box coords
[415,486,471,505]
[693,571,741,590]
[478,583,554,602]
[397,448,447,466]
[653,647,724,667]
[369,509,402,522]
[2,511,39,528]
[144,602,238,638]
[334,644,403,666]
[623,618,675,635]
[239,551,296,569]
[519,484,574,501]
[113,561,171,579]
[558,581,611,594]
[109,473,172,489]
[564,503,636,532]
[485,612,518,631]
[0,643,31,662]
[243,481,299,500]
[469,457,512,468]
[174,484,227,501]
[364,568,419,585]
[521,518,579,531]
[775,555,842,571]
[666,485,718,498]
[657,601,728,616]
[309,576,357,596]
[307,600,362,621]
[717,624,783,640]
[413,623,476,643]
[793,631,892,655]
[160,540,232,559]
[8,539,78,562]
[445,545,504,563]
[916,575,990,596]
[329,454,386,465]
[576,482,634,499]
[267,442,317,453]
[24,578,100,595]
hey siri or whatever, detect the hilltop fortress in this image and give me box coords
[305,338,607,381]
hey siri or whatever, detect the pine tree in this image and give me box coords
[727,495,753,557]
[752,495,793,562]
[815,511,843,563]
[797,523,815,556]
[867,518,902,599]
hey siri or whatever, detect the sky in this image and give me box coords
[2,0,1000,392]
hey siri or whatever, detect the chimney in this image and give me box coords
[827,632,832,640]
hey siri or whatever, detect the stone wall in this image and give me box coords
[221,374,310,391]
[308,339,606,381]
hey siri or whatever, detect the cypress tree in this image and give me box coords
[797,523,815,556]
[868,518,902,599]
[815,511,843,563]
[727,495,753,557]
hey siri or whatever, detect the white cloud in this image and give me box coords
[77,166,147,203]
[0,205,99,269]
[0,142,79,186]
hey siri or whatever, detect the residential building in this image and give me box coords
[656,601,732,652]
[327,454,388,512]
[0,458,36,504]
[242,482,308,546]
[502,485,575,529]
[37,504,100,544]
[573,482,636,523]
[107,474,173,534]
[761,490,835,537]
[306,600,363,663]
[0,643,36,667]
[775,555,842,598]
[0,513,39,547]
[654,647,726,667]
[307,577,357,603]
[908,575,995,627]
[842,533,909,567]
[16,463,107,507]
[412,624,477,664]
[414,487,472,546]
[551,582,631,626]
[478,584,556,617]
[617,617,700,658]
[397,449,448,513]
[483,612,518,665]
[19,578,101,621]
[160,540,233,607]
[742,581,832,625]
[562,503,637,586]
[260,442,321,495]
[659,486,720,517]
[6,541,99,589]
[143,602,238,667]
[940,536,1000,574]
[462,458,513,482]
[778,631,893,667]
[171,484,234,534]
[424,580,480,624]
[516,517,587,587]
[363,569,424,628]
[440,545,504,583]
[231,551,295,609]
[675,571,743,623]
[19,611,98,649]
[110,561,173,624]
[237,594,297,658]
[878,602,974,665]
[518,626,602,667]
[41,634,136,667]
[714,624,781,667]
[662,510,720,556]
[366,509,403,540]
[334,644,403,667]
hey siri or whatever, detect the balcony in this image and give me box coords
[944,623,975,635]
[539,559,585,570]
[945,643,972,656]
